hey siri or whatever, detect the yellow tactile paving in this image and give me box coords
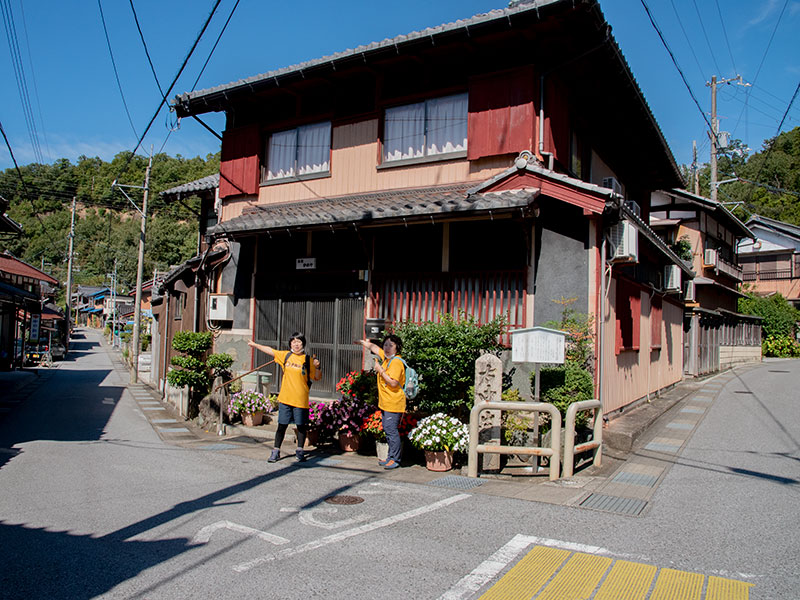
[594,559,658,600]
[649,568,704,600]
[535,552,612,600]
[478,545,569,600]
[479,546,753,600]
[706,575,754,600]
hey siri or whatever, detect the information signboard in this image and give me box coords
[510,327,566,364]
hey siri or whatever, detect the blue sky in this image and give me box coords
[1,0,798,178]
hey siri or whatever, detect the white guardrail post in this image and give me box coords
[468,401,562,481]
[563,399,603,478]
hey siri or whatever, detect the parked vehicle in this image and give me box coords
[24,343,51,366]
[50,342,66,360]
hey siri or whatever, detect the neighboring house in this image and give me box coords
[737,214,800,314]
[150,176,228,406]
[0,252,59,370]
[170,0,693,415]
[650,189,761,376]
[75,286,109,327]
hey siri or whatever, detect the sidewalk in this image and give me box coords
[101,333,761,513]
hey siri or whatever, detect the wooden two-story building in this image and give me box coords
[171,0,692,414]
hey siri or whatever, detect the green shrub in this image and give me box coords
[166,332,221,394]
[140,334,151,352]
[392,313,506,419]
[531,362,594,427]
[762,334,800,357]
[739,293,799,339]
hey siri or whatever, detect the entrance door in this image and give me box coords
[254,297,364,397]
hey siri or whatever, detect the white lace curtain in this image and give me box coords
[267,122,331,180]
[383,93,467,162]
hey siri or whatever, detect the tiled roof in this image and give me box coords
[746,214,800,241]
[174,1,564,112]
[208,184,539,235]
[160,174,219,198]
[0,252,58,284]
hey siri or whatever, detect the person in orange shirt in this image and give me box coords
[248,332,321,462]
[357,335,406,470]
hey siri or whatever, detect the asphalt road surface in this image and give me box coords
[0,329,797,599]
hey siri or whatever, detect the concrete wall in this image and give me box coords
[720,345,761,369]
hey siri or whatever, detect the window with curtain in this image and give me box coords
[383,93,467,163]
[265,121,331,181]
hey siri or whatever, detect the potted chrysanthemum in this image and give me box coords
[228,390,274,427]
[408,413,469,471]
[361,410,418,461]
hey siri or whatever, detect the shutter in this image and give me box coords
[219,124,260,198]
[467,68,535,160]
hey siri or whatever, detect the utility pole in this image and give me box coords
[692,141,699,196]
[64,196,76,343]
[131,154,152,383]
[706,74,749,202]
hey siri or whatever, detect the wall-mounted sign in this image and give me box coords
[296,258,317,270]
[30,314,41,341]
[510,327,566,364]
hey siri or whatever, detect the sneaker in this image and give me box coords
[378,458,390,466]
[295,450,306,462]
[268,449,280,463]
[383,460,400,470]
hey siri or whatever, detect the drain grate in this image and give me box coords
[196,443,239,451]
[611,471,659,487]
[428,475,484,490]
[224,436,261,444]
[580,493,647,516]
[325,495,364,505]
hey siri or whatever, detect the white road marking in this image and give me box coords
[439,534,645,600]
[280,506,372,530]
[193,520,290,546]
[233,493,470,572]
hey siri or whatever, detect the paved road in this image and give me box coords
[0,328,797,599]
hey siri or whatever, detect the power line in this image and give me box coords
[190,0,241,91]
[18,1,50,162]
[1,0,43,164]
[0,119,66,257]
[712,0,737,75]
[128,0,165,99]
[668,0,706,81]
[690,0,721,76]
[113,0,223,183]
[639,0,718,142]
[97,0,139,139]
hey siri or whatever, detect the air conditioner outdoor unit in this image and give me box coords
[608,220,638,263]
[684,280,696,302]
[602,176,623,196]
[208,294,234,321]
[664,264,681,291]
[704,248,718,267]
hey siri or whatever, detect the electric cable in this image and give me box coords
[690,0,721,76]
[190,0,241,91]
[668,0,705,81]
[712,0,737,75]
[113,0,223,183]
[97,0,139,139]
[18,1,50,162]
[128,0,165,99]
[1,0,43,164]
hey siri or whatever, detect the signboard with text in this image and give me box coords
[296,258,317,270]
[510,327,566,364]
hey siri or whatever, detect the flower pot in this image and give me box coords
[242,411,264,427]
[338,431,360,452]
[376,441,389,461]
[305,428,320,447]
[424,450,453,472]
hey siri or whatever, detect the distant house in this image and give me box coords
[650,189,761,376]
[170,0,696,415]
[0,252,60,370]
[75,286,108,327]
[737,214,800,313]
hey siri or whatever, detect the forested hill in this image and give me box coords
[0,151,219,298]
[684,126,800,226]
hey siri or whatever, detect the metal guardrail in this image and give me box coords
[562,399,603,478]
[467,401,562,481]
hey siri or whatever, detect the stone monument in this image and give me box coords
[474,353,503,472]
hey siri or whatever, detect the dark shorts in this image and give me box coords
[278,403,309,426]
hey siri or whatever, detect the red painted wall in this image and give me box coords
[219,124,260,198]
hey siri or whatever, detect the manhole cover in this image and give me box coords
[324,495,364,505]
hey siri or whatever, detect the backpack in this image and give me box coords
[283,351,312,388]
[388,356,420,399]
